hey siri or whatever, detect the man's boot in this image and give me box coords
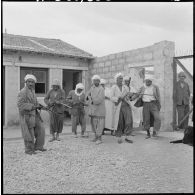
[125,136,133,143]
[56,133,61,141]
[145,130,151,139]
[118,137,123,144]
[152,130,158,137]
[91,134,98,142]
[96,136,103,145]
[49,133,55,142]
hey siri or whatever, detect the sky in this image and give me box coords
[2,2,193,69]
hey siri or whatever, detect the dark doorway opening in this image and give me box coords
[62,69,82,121]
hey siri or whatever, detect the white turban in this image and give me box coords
[100,79,106,85]
[178,71,186,78]
[123,75,130,81]
[114,72,123,83]
[92,75,101,81]
[52,79,61,86]
[145,74,154,81]
[24,74,37,83]
[76,83,84,90]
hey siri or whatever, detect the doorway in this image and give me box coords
[62,69,82,121]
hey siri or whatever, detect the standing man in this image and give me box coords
[86,75,105,145]
[132,75,161,138]
[174,71,190,130]
[110,73,134,144]
[123,75,139,133]
[66,83,87,138]
[44,79,65,141]
[17,74,46,155]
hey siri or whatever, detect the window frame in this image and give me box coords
[20,67,49,97]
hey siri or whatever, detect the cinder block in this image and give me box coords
[143,53,153,61]
[99,62,104,67]
[111,59,118,65]
[103,67,109,72]
[109,54,116,60]
[119,58,125,64]
[116,52,123,59]
[126,56,134,63]
[105,61,111,67]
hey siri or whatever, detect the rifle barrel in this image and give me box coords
[133,92,154,96]
[59,102,72,109]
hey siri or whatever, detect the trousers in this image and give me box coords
[176,104,190,129]
[90,116,105,137]
[71,114,86,134]
[24,119,45,152]
[143,101,161,132]
[115,102,133,137]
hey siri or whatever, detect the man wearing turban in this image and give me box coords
[132,75,161,138]
[174,71,190,130]
[66,83,87,138]
[17,74,46,155]
[110,73,134,144]
[44,79,65,141]
[86,75,106,144]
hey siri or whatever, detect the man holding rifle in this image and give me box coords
[132,75,161,139]
[17,74,47,155]
[110,73,134,144]
[44,79,65,142]
[66,83,87,138]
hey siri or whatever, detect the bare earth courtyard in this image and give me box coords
[3,131,193,194]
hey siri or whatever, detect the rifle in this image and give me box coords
[115,92,154,106]
[37,103,63,116]
[58,102,72,109]
[131,92,154,96]
[171,108,193,130]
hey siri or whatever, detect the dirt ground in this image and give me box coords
[3,131,193,194]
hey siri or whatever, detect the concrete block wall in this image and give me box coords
[4,65,20,126]
[89,41,175,131]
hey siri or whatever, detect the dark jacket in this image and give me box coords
[66,90,85,116]
[44,88,65,114]
[174,81,190,105]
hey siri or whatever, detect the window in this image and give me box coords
[20,67,48,96]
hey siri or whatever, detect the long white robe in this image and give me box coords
[110,85,130,131]
[104,87,114,130]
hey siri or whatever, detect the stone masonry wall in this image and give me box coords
[89,41,175,131]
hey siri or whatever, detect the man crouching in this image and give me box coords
[17,74,47,155]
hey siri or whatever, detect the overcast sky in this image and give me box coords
[3,2,193,58]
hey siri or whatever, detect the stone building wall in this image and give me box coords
[89,41,175,131]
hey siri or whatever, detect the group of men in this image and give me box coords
[17,70,191,155]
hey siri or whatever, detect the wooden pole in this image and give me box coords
[172,59,177,131]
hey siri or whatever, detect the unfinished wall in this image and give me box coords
[89,41,175,131]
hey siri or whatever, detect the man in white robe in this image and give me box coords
[100,79,114,135]
[110,73,134,144]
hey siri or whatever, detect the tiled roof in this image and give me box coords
[3,33,94,59]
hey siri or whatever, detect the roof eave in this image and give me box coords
[3,47,95,60]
